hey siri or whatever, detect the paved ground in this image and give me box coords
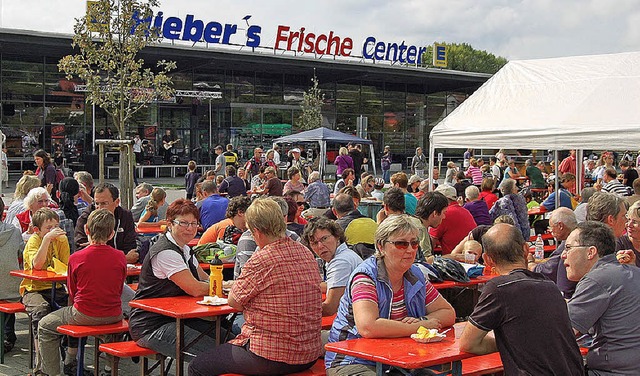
[1,176,187,376]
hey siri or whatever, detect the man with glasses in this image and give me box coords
[563,221,640,375]
[527,207,578,298]
[74,182,138,263]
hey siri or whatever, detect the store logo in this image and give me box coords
[132,12,425,64]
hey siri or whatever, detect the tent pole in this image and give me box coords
[319,141,325,180]
[370,145,377,177]
[428,140,435,191]
[555,150,560,210]
[576,149,583,196]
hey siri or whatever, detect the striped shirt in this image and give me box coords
[351,273,441,320]
[466,166,483,185]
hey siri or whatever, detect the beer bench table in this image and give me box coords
[324,322,480,376]
[128,295,238,376]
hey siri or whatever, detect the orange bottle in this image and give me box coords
[209,254,224,297]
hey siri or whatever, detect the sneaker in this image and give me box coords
[63,361,92,376]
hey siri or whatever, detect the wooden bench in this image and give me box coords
[222,358,326,376]
[99,340,165,376]
[57,320,130,376]
[0,300,27,364]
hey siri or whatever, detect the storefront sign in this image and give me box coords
[132,11,427,65]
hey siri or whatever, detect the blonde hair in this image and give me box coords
[463,240,482,253]
[245,198,286,238]
[374,214,420,258]
[32,207,59,229]
[14,175,41,199]
[145,187,167,215]
[339,147,348,156]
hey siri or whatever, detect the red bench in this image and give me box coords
[99,340,165,376]
[57,320,130,376]
[0,300,27,364]
[462,352,503,376]
[222,358,326,376]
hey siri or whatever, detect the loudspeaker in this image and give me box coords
[152,156,164,165]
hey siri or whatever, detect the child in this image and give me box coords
[137,187,168,228]
[19,207,70,375]
[462,239,483,264]
[38,209,127,376]
[185,160,201,200]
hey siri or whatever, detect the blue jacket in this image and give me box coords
[325,257,427,369]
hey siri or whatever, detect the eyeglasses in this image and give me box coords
[309,234,333,247]
[385,240,420,250]
[296,201,306,207]
[172,220,199,228]
[564,244,591,253]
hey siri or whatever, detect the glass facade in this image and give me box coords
[0,31,488,171]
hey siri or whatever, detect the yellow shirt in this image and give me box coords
[344,218,378,246]
[19,233,70,295]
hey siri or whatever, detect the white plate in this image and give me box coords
[410,333,446,343]
[196,296,228,306]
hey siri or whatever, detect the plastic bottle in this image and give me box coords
[209,254,224,297]
[534,234,544,262]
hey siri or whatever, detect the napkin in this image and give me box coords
[47,258,68,275]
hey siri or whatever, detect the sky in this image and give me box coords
[1,0,640,61]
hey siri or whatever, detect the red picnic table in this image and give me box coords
[528,206,547,216]
[129,295,238,376]
[324,321,480,376]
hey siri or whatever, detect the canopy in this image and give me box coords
[430,51,640,151]
[273,127,376,178]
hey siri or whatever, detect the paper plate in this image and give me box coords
[196,296,228,306]
[410,333,446,343]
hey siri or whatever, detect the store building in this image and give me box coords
[0,28,490,172]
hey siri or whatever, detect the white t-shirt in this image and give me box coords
[151,232,199,279]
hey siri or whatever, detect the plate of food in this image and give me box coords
[410,326,448,343]
[197,295,228,306]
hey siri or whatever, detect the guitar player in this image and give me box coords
[161,129,177,164]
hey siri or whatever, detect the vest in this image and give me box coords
[128,235,199,341]
[325,257,427,369]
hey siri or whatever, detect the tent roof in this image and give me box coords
[430,51,640,150]
[273,127,373,145]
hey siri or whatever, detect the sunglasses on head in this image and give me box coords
[385,240,420,250]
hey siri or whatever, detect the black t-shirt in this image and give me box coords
[623,168,639,188]
[468,269,583,376]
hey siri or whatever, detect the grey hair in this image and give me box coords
[550,207,578,230]
[24,187,50,209]
[308,171,321,183]
[465,185,480,200]
[499,178,517,195]
[374,214,420,258]
[270,196,289,217]
[587,192,625,223]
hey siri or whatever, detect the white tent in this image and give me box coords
[430,51,640,152]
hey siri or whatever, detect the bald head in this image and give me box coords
[482,223,527,267]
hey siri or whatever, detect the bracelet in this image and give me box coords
[421,315,430,321]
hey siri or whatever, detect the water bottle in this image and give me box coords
[534,234,544,262]
[209,254,224,297]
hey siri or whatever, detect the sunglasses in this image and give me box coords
[385,240,420,250]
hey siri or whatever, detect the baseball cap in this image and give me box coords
[408,175,423,185]
[435,185,457,201]
[290,148,301,153]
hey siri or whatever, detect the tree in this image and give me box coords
[59,0,175,208]
[421,43,508,74]
[298,75,324,131]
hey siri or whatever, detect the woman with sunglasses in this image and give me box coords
[129,199,217,360]
[325,215,455,375]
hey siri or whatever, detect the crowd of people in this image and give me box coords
[2,146,640,375]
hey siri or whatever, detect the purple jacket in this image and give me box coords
[334,155,354,175]
[463,200,492,226]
